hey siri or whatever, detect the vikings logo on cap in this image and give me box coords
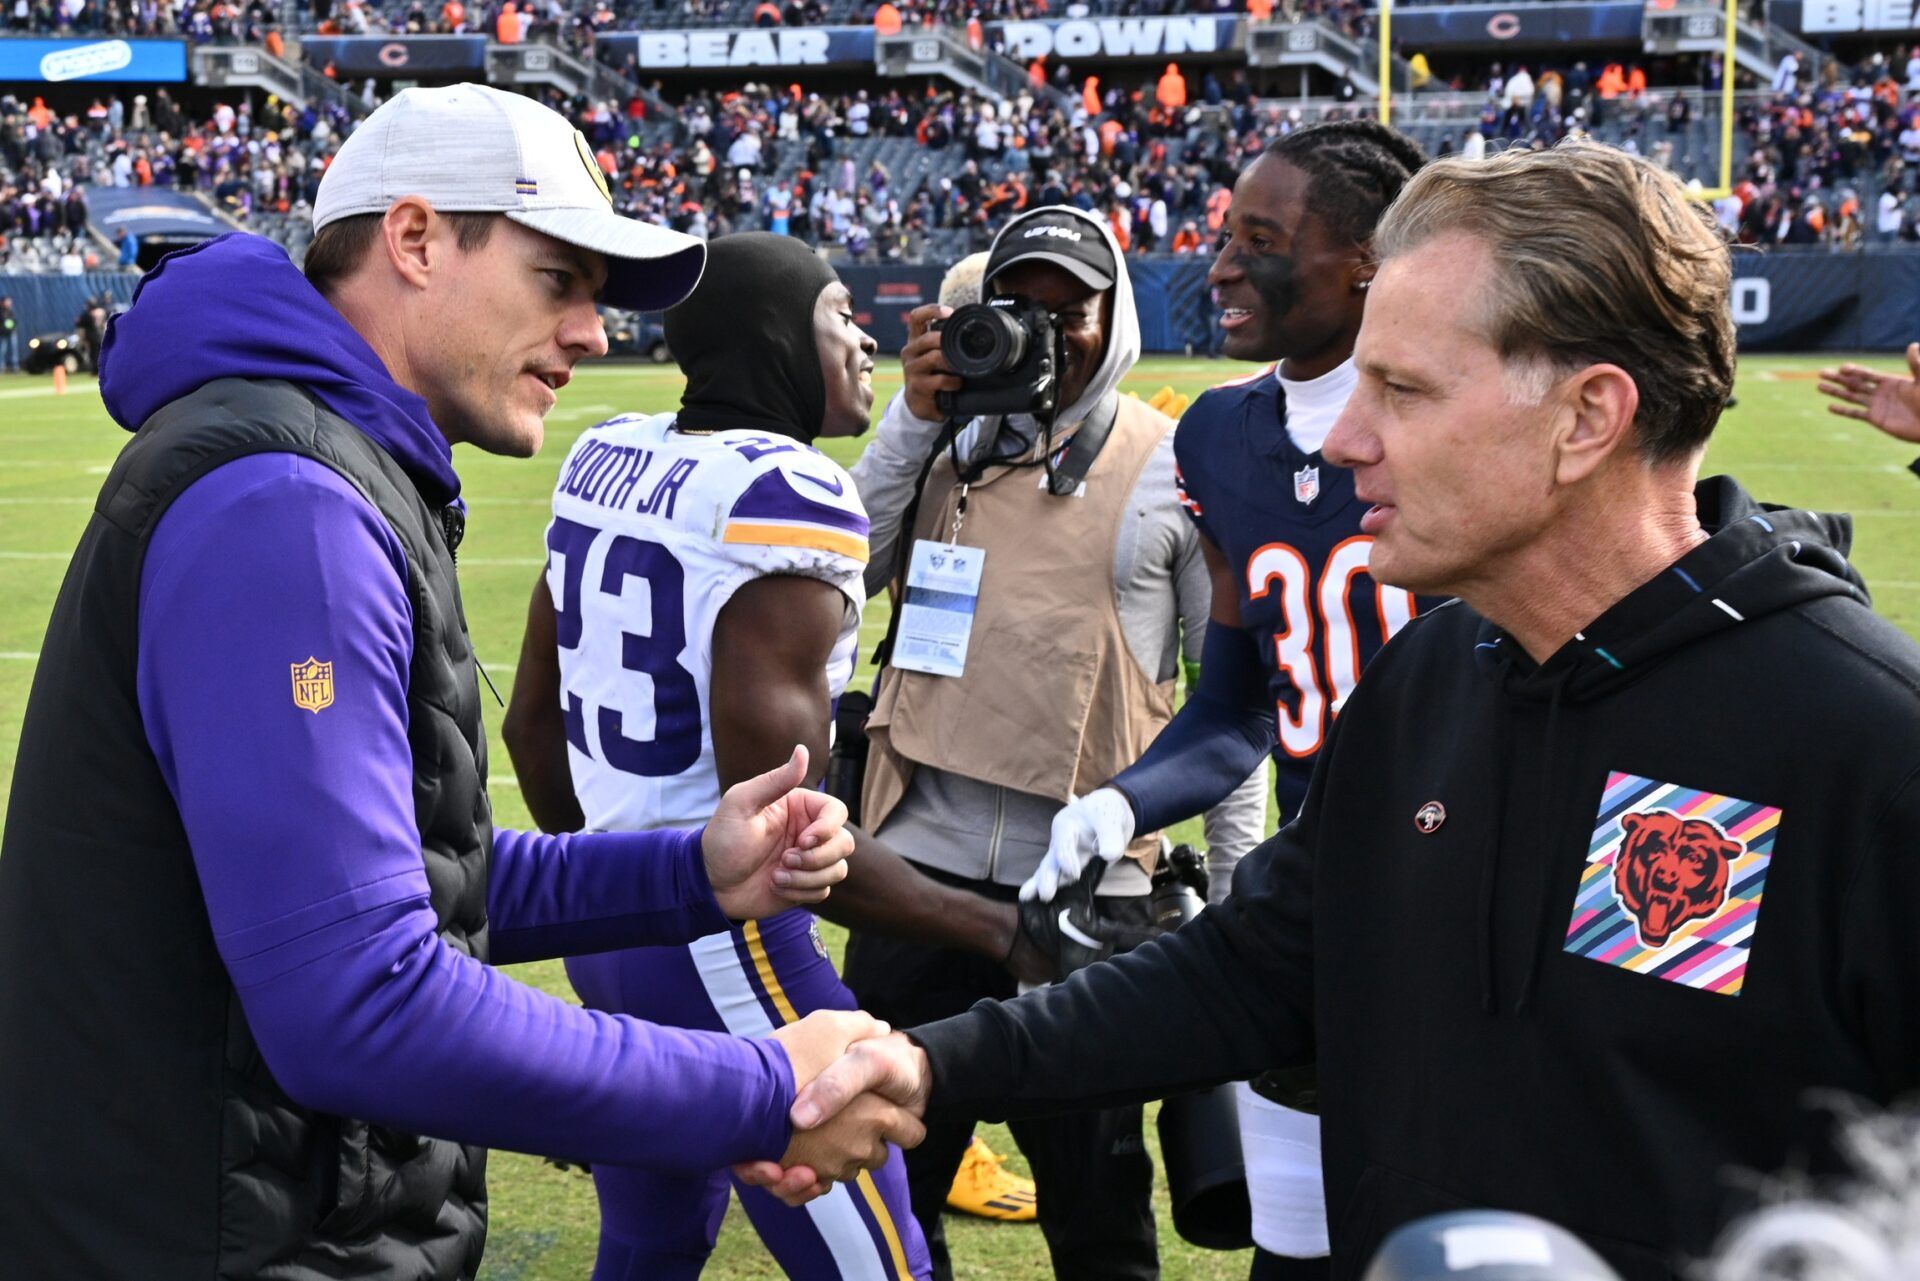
[573,130,612,206]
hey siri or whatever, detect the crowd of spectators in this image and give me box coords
[1397,46,1920,247]
[1,0,633,65]
[6,0,281,44]
[1,0,1286,39]
[562,68,1289,262]
[1720,47,1920,245]
[563,39,1920,256]
[0,65,1357,272]
[6,29,1920,276]
[565,52,1910,261]
[0,86,351,270]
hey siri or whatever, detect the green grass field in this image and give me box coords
[4,353,1919,1279]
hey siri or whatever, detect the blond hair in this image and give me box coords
[1374,142,1735,464]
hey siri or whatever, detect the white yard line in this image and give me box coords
[0,382,101,400]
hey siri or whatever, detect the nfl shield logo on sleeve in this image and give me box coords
[291,657,334,714]
[1293,465,1320,505]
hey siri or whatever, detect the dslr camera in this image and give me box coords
[932,294,1063,420]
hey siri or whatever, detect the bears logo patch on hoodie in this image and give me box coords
[1563,771,1779,995]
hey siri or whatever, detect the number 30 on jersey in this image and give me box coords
[1248,535,1416,759]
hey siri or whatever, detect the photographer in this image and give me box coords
[844,205,1209,1281]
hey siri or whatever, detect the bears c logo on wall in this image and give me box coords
[1563,772,1779,996]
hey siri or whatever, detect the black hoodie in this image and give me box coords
[911,477,1920,1280]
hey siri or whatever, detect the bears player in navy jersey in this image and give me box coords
[1022,121,1434,1281]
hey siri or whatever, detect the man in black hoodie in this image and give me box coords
[746,143,1920,1280]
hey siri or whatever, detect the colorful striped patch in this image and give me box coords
[1563,772,1779,996]
[515,177,539,195]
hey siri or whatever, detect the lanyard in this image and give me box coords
[949,481,971,544]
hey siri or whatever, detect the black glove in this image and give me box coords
[1014,859,1161,981]
[821,688,871,825]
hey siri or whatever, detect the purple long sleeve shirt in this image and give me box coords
[135,450,795,1171]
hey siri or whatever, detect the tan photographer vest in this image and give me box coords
[863,395,1178,869]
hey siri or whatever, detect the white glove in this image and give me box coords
[1020,787,1137,903]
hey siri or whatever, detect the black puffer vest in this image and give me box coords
[0,379,492,1279]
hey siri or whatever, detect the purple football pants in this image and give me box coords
[567,908,932,1281]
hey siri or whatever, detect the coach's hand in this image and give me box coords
[1021,786,1136,903]
[1819,342,1920,443]
[770,1008,890,1088]
[901,303,960,423]
[792,1031,932,1129]
[705,745,853,919]
[737,1030,936,1206]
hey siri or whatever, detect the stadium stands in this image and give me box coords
[0,86,348,270]
[4,0,1920,276]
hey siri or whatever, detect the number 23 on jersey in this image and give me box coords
[546,516,703,777]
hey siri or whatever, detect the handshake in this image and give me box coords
[736,1010,935,1207]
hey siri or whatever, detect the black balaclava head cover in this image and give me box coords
[665,231,842,442]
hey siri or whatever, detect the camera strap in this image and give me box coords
[1043,392,1120,497]
[873,415,966,669]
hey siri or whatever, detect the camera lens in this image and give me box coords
[958,325,998,365]
[941,304,1028,377]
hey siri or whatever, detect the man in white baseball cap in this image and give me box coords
[0,81,918,1279]
[302,81,705,458]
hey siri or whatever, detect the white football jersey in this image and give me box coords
[545,412,868,831]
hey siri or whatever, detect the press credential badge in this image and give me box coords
[894,540,986,678]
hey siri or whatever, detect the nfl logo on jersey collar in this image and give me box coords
[1294,464,1320,506]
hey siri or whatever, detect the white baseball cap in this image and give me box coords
[313,83,703,311]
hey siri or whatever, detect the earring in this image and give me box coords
[1356,279,1372,291]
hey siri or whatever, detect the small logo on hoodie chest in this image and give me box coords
[1563,771,1779,996]
[1413,801,1446,833]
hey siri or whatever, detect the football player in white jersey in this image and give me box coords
[506,234,964,1280]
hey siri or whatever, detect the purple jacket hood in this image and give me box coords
[100,233,460,506]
